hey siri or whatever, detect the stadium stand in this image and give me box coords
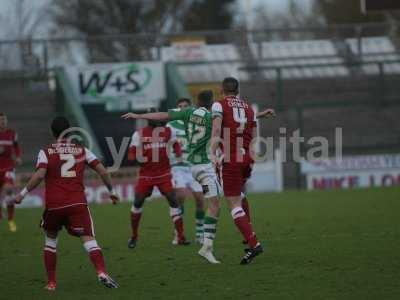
[347,36,398,61]
[346,37,400,74]
[0,76,55,167]
[251,40,349,79]
[2,23,400,188]
[161,44,247,83]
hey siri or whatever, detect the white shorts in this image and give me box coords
[171,166,203,193]
[191,163,221,199]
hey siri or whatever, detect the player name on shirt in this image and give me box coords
[189,114,207,126]
[143,142,167,150]
[226,97,250,109]
[141,136,165,143]
[47,144,83,155]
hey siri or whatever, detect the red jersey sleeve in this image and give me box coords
[128,131,140,161]
[36,149,48,170]
[85,148,100,169]
[211,101,223,119]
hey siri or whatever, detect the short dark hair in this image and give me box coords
[222,77,239,95]
[0,112,5,117]
[176,98,191,106]
[197,90,213,109]
[51,116,70,138]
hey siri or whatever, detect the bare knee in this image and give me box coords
[81,235,95,243]
[164,191,179,208]
[46,231,58,239]
[226,196,242,210]
[193,192,205,211]
[133,194,146,209]
[207,196,220,218]
[175,188,186,205]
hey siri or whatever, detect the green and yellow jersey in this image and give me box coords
[168,107,212,165]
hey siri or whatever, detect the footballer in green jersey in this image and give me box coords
[122,90,222,264]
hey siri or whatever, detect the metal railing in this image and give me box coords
[239,59,400,110]
[1,22,400,73]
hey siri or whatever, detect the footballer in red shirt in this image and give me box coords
[0,112,22,232]
[14,117,119,291]
[127,117,190,249]
[211,77,274,264]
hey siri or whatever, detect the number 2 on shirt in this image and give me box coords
[188,124,206,144]
[60,154,77,178]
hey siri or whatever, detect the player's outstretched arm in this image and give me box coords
[121,112,169,121]
[92,163,119,205]
[256,108,276,119]
[14,168,47,204]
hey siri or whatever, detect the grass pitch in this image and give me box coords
[1,187,400,300]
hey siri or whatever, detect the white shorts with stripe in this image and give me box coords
[171,166,203,193]
[191,163,221,199]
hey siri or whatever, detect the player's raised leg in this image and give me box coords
[192,164,221,264]
[191,179,206,244]
[199,196,220,264]
[193,191,205,244]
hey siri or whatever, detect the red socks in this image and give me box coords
[130,207,143,239]
[89,250,106,275]
[44,250,57,283]
[241,197,251,224]
[84,240,106,275]
[7,205,14,221]
[170,207,184,240]
[231,207,258,248]
[44,237,107,283]
[44,237,58,284]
